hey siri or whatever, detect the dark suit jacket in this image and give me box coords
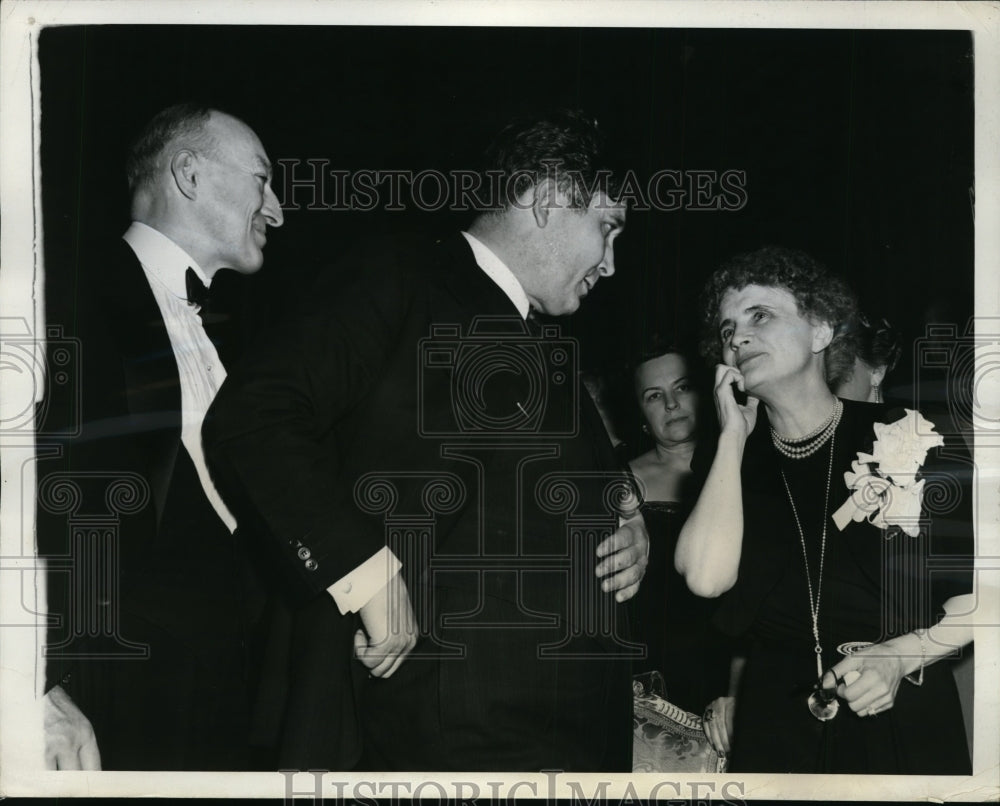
[37,236,261,769]
[205,233,635,771]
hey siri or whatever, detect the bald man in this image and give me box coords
[39,104,283,770]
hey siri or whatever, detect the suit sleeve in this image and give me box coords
[204,247,418,602]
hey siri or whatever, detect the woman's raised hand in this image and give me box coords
[713,364,759,440]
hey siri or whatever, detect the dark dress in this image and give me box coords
[715,399,973,774]
[629,498,731,714]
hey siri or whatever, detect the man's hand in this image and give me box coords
[355,572,418,678]
[43,684,101,770]
[595,512,649,602]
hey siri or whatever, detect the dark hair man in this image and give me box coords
[204,110,647,771]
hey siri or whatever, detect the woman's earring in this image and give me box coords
[871,383,882,404]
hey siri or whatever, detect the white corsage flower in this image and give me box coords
[832,410,943,537]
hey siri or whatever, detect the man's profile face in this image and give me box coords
[196,112,284,274]
[526,190,626,317]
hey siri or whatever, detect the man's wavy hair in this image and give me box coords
[698,246,862,390]
[482,108,623,212]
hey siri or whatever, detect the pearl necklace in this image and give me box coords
[771,399,843,459]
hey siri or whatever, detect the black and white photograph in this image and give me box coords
[0,0,997,801]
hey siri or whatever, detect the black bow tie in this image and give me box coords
[185,267,211,310]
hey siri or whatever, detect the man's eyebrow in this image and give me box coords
[608,210,626,227]
[254,156,272,174]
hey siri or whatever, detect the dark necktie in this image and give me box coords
[526,308,542,336]
[185,267,211,313]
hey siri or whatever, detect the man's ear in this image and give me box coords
[530,177,560,228]
[169,150,199,200]
[811,320,834,353]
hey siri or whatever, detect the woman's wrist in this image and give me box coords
[881,632,927,678]
[905,629,928,686]
[717,429,747,458]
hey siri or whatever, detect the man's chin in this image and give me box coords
[228,256,265,276]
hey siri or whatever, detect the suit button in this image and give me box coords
[297,547,311,560]
[304,559,318,571]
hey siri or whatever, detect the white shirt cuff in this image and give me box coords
[326,547,401,614]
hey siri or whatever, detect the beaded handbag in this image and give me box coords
[632,672,727,773]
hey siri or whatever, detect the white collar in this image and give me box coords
[122,221,209,300]
[461,231,531,320]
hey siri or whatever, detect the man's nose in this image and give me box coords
[598,243,616,277]
[262,184,284,227]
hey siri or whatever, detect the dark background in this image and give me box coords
[40,25,974,418]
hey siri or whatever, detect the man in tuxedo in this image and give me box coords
[38,104,283,769]
[204,110,647,771]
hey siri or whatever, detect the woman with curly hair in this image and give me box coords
[676,246,973,773]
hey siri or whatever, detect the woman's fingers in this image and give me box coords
[702,707,720,750]
[860,694,895,717]
[713,364,759,437]
[714,365,744,416]
[702,697,734,754]
[829,656,862,697]
[714,364,745,396]
[829,649,904,716]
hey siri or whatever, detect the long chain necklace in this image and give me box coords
[771,398,843,459]
[779,428,838,721]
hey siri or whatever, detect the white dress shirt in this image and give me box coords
[121,221,237,533]
[461,231,531,319]
[326,232,530,614]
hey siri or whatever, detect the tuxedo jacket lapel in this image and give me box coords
[100,238,184,525]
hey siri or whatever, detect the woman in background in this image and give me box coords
[627,345,731,722]
[835,315,901,403]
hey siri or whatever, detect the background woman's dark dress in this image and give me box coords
[715,399,972,773]
[629,499,730,714]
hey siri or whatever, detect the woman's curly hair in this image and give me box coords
[698,246,862,390]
